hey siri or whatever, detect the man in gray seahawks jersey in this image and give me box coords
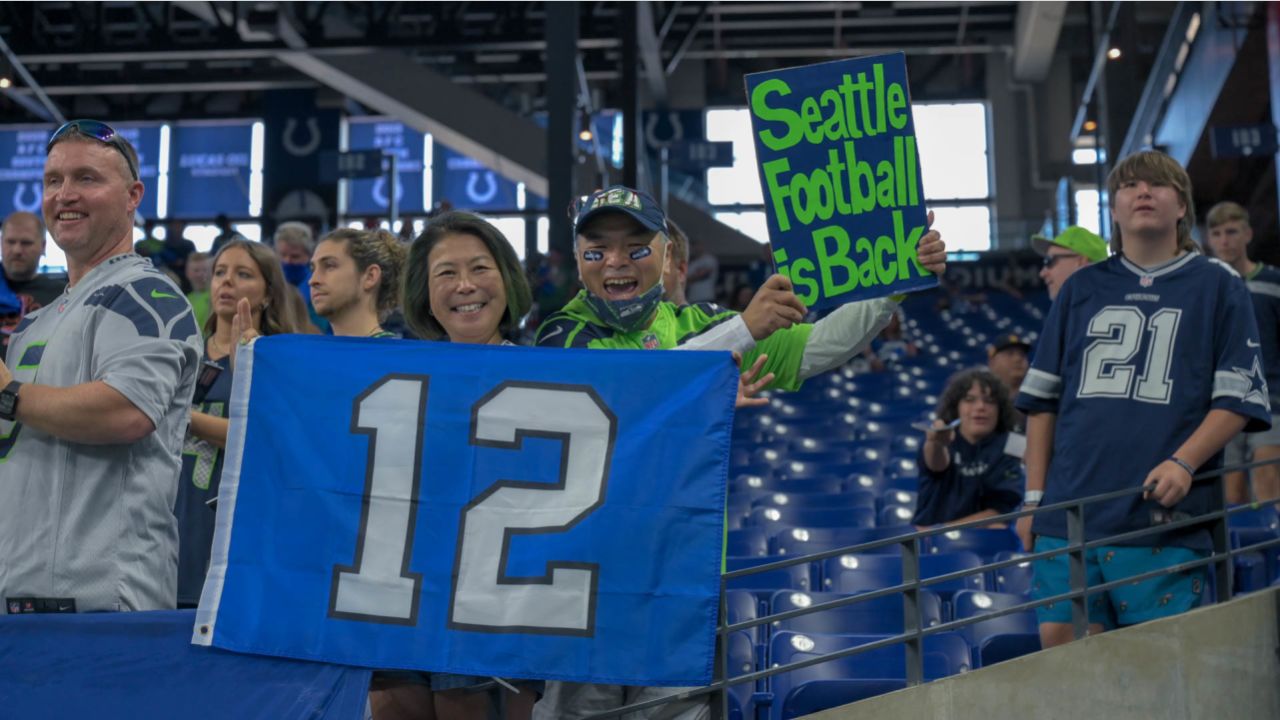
[0,120,201,614]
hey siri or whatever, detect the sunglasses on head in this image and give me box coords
[47,119,140,181]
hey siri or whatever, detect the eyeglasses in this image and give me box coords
[1042,253,1078,269]
[47,119,140,181]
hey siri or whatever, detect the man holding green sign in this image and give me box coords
[746,52,938,310]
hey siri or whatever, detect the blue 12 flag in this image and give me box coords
[193,336,736,687]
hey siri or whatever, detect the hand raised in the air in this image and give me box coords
[741,274,808,341]
[732,352,774,409]
[228,298,261,372]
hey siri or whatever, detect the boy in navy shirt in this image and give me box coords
[916,368,1024,528]
[1016,151,1270,648]
[1206,200,1280,506]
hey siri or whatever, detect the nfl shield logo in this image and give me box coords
[643,333,659,349]
[1139,275,1153,287]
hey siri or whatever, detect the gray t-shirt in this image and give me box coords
[1,253,202,612]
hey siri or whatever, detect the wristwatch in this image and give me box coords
[0,380,21,421]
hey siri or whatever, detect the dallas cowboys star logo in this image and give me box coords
[1231,356,1270,407]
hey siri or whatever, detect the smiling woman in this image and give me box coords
[402,210,532,345]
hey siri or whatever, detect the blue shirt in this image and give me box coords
[913,431,1024,526]
[1016,253,1271,550]
[1244,263,1280,407]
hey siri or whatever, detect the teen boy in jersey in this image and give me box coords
[1206,201,1280,506]
[1016,151,1270,648]
[533,185,947,719]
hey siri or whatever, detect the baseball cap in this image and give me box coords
[573,185,667,235]
[990,333,1031,354]
[1030,226,1108,263]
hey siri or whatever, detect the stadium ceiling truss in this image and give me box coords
[0,1,1027,122]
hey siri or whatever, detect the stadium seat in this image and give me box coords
[750,491,876,514]
[764,631,961,718]
[951,590,1038,664]
[724,629,758,718]
[826,552,986,604]
[726,556,814,593]
[880,489,918,511]
[1234,551,1270,594]
[927,528,1024,561]
[977,632,1042,668]
[746,506,875,530]
[729,473,770,493]
[879,504,916,527]
[768,590,942,635]
[726,527,770,558]
[991,551,1034,596]
[770,526,915,557]
[764,476,848,495]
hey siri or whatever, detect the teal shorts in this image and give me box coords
[1031,536,1207,630]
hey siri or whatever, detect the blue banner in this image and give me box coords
[0,610,370,720]
[346,119,426,216]
[195,337,735,686]
[435,144,520,212]
[169,122,254,218]
[263,90,340,224]
[745,52,936,311]
[0,127,48,219]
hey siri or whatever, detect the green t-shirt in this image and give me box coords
[187,289,211,331]
[534,291,812,391]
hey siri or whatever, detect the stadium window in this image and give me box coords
[484,215,529,262]
[705,102,994,251]
[1075,189,1102,236]
[713,211,770,244]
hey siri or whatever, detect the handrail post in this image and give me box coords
[1066,500,1089,640]
[1210,473,1233,604]
[717,576,728,720]
[901,534,923,686]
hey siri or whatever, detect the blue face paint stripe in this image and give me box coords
[629,246,652,261]
[583,250,604,262]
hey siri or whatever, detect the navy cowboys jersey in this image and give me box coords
[1016,253,1271,550]
[1243,263,1280,407]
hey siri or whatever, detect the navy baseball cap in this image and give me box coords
[573,185,667,235]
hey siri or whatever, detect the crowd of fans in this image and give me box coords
[0,119,1276,720]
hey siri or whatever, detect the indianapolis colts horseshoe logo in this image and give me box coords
[12,182,40,212]
[370,176,405,209]
[465,171,498,204]
[282,118,322,157]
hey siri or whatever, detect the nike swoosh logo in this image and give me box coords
[151,289,179,300]
[541,326,565,342]
[1248,339,1262,348]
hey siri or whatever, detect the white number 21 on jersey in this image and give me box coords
[1078,305,1182,403]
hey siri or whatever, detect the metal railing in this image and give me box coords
[581,456,1280,719]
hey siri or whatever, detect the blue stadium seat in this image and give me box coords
[729,473,771,494]
[764,631,961,718]
[825,552,986,603]
[951,590,1038,665]
[880,489,918,511]
[977,632,1042,668]
[725,590,764,645]
[751,491,876,514]
[788,449,857,466]
[926,528,1024,561]
[726,527,770,558]
[746,506,875,530]
[846,472,887,495]
[788,437,852,455]
[991,551,1034,596]
[1234,551,1270,594]
[769,590,942,634]
[726,556,814,593]
[879,504,916,527]
[885,457,919,479]
[725,629,758,715]
[1229,505,1280,584]
[765,476,848,495]
[770,526,915,557]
